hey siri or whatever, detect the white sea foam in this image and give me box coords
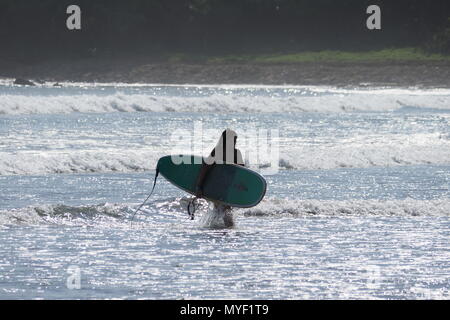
[1,198,448,226]
[276,132,450,170]
[0,203,127,226]
[0,85,449,115]
[0,131,449,176]
[237,198,450,217]
[0,149,160,175]
[1,83,449,175]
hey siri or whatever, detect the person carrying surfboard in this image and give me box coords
[132,129,265,227]
[195,129,245,226]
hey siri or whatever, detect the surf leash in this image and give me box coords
[130,167,159,225]
[187,197,199,220]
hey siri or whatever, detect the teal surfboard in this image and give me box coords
[157,155,266,208]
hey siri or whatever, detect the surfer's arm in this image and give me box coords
[196,153,215,197]
[195,162,213,197]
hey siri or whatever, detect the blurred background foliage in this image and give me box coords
[0,0,448,61]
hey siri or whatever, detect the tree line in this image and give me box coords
[0,0,448,61]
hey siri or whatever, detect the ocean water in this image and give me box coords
[0,80,449,299]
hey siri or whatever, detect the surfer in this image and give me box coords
[195,129,245,227]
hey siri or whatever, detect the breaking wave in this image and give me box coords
[0,150,159,175]
[276,132,450,170]
[1,85,449,115]
[1,198,448,226]
[1,133,449,175]
[237,198,450,217]
[0,203,128,226]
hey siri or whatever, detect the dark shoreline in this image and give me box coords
[1,59,450,88]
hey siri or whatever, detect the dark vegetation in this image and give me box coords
[0,0,449,63]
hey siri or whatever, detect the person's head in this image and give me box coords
[221,129,238,148]
[212,129,239,164]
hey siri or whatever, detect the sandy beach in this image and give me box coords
[1,58,450,87]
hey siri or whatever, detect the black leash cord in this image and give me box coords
[130,168,159,225]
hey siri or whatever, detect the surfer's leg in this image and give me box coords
[201,202,234,228]
[220,204,234,228]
